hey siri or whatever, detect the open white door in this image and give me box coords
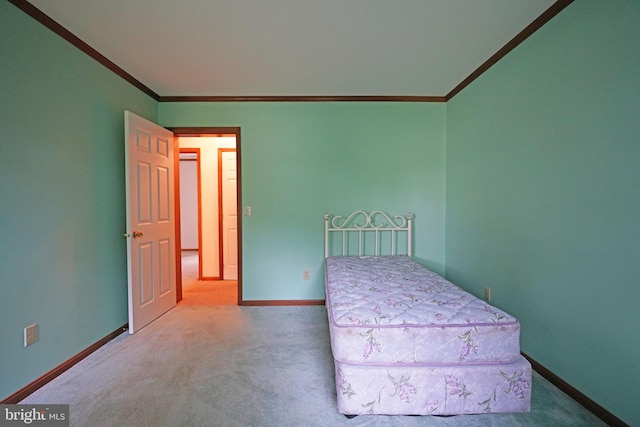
[221,150,238,280]
[124,111,176,334]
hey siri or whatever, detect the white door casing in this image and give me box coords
[124,111,176,334]
[221,150,238,280]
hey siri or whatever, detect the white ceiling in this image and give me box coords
[26,0,557,98]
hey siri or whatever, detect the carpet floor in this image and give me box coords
[20,304,605,427]
[180,251,238,306]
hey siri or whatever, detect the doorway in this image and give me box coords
[179,148,202,278]
[172,127,243,305]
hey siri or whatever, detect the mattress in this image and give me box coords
[325,256,522,365]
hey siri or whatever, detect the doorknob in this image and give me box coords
[123,231,144,238]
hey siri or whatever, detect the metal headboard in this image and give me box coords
[324,211,412,258]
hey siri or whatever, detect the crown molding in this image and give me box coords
[446,0,574,101]
[8,0,160,101]
[12,0,573,103]
[158,95,445,103]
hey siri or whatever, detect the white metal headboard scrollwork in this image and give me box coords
[324,210,412,258]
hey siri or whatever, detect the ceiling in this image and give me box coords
[25,0,559,98]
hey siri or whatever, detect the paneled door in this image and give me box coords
[124,111,176,333]
[220,149,238,280]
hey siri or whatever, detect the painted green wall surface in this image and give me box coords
[160,102,447,301]
[0,1,157,400]
[445,1,640,424]
[2,0,637,423]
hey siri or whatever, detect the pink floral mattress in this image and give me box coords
[325,256,522,365]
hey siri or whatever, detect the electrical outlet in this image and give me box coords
[303,270,310,280]
[24,324,38,347]
[484,287,491,302]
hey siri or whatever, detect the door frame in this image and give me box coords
[170,127,243,305]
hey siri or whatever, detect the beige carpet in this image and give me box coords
[180,251,238,306]
[20,305,607,427]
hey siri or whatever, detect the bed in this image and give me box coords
[324,211,531,416]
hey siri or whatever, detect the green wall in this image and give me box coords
[159,102,446,300]
[0,1,156,400]
[2,0,636,423]
[445,1,640,425]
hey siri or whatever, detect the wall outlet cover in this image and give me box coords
[24,324,38,347]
